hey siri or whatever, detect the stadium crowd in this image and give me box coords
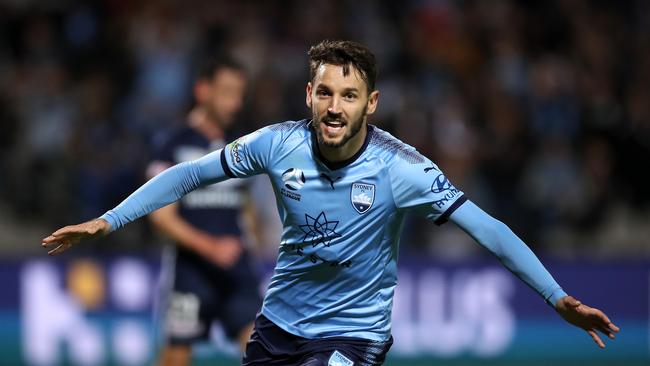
[1,0,648,259]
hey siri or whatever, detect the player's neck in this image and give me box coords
[188,108,224,141]
[318,123,368,163]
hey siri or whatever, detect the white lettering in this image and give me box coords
[182,189,245,208]
[392,267,515,357]
[353,183,373,190]
[110,259,151,311]
[112,320,150,366]
[21,261,104,365]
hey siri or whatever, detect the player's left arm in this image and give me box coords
[449,200,620,348]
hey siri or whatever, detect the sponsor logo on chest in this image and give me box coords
[280,168,306,201]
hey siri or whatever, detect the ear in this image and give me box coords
[305,82,313,108]
[365,90,380,115]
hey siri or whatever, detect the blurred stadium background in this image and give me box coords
[0,0,648,365]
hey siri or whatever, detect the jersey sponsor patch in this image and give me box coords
[281,168,306,191]
[429,173,460,209]
[328,350,354,366]
[228,138,244,164]
[351,182,375,214]
[430,173,454,194]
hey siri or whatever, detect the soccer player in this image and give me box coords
[145,56,262,366]
[43,40,619,366]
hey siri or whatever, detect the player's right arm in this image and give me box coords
[42,125,279,255]
[146,157,241,268]
[42,149,230,255]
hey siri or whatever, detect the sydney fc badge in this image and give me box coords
[351,182,375,214]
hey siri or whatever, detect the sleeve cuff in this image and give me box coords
[220,148,237,178]
[99,211,118,233]
[434,195,468,225]
[547,288,568,308]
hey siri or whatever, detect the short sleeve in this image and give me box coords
[389,155,467,225]
[220,126,276,178]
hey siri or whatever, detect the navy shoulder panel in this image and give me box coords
[267,119,309,133]
[368,127,425,164]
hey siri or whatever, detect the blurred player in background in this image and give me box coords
[146,56,261,366]
[43,40,619,365]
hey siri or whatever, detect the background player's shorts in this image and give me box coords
[243,314,393,366]
[164,247,262,345]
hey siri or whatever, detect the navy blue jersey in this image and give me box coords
[148,126,248,237]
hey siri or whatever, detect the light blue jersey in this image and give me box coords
[220,119,466,341]
[102,118,566,344]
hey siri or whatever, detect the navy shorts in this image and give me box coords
[164,247,262,344]
[243,314,393,366]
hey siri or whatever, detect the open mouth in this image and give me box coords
[321,119,346,134]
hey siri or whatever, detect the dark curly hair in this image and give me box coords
[307,40,378,93]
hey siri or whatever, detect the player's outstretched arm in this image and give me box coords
[40,149,229,255]
[42,218,111,255]
[449,200,620,348]
[555,295,620,348]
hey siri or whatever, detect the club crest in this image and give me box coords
[350,182,375,214]
[328,350,354,366]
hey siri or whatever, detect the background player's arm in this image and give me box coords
[149,203,241,268]
[449,200,620,348]
[239,193,266,255]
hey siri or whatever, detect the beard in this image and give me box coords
[311,107,367,148]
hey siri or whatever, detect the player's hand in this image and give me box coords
[42,218,112,255]
[199,236,242,269]
[555,295,620,348]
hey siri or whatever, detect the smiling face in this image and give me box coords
[306,63,379,161]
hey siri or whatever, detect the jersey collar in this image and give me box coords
[310,121,375,171]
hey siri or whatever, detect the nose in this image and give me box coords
[327,96,342,116]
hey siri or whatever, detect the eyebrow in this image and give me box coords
[316,84,359,93]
